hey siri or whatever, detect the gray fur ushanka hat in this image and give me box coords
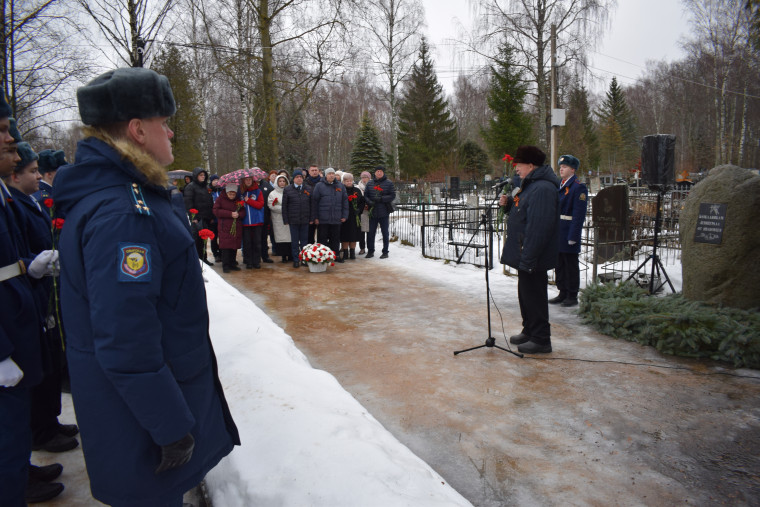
[77,67,176,126]
[37,149,67,174]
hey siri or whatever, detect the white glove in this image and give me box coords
[568,240,576,245]
[0,357,24,387]
[27,250,59,279]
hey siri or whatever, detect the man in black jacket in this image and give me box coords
[282,169,312,268]
[183,167,214,265]
[499,146,559,354]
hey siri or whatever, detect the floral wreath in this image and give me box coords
[299,243,336,265]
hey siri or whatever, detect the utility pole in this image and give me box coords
[550,24,558,175]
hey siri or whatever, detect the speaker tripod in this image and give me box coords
[626,187,675,294]
[453,190,523,358]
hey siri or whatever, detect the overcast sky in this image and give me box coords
[419,0,690,95]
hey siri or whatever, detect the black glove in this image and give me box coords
[155,433,195,474]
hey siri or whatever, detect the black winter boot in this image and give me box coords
[349,249,356,260]
[341,249,348,261]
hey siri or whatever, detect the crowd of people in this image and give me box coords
[0,64,584,507]
[183,163,397,273]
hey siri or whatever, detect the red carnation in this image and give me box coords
[44,198,54,208]
[189,208,198,214]
[52,218,65,230]
[198,229,215,241]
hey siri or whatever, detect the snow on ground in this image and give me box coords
[202,241,683,506]
[202,253,471,507]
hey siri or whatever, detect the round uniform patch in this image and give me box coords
[118,243,152,282]
[579,193,587,201]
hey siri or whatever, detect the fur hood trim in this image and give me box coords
[83,126,168,187]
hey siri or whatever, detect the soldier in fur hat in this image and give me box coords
[53,68,239,506]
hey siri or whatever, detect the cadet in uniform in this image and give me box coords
[53,68,240,507]
[550,155,588,307]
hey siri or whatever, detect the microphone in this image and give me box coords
[491,179,512,190]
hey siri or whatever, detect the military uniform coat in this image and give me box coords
[558,174,588,254]
[54,132,239,506]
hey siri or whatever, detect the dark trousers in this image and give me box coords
[0,387,32,507]
[555,252,580,297]
[359,231,366,250]
[30,329,63,444]
[367,216,389,253]
[308,223,318,244]
[260,221,273,260]
[209,219,220,258]
[317,223,342,256]
[242,226,262,267]
[518,269,551,345]
[221,249,237,270]
[194,218,213,260]
[289,224,309,261]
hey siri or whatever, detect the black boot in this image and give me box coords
[341,249,348,261]
[26,480,64,503]
[349,249,356,260]
[548,292,566,304]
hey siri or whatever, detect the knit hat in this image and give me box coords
[15,142,38,171]
[374,165,385,173]
[77,67,176,126]
[292,168,304,178]
[360,171,371,179]
[513,146,546,166]
[37,149,67,174]
[225,183,237,192]
[324,167,336,175]
[558,154,580,171]
[0,94,11,119]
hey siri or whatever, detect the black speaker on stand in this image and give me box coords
[627,134,676,294]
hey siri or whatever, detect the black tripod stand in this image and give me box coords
[626,186,675,294]
[453,188,523,358]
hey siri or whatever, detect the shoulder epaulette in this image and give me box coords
[129,183,152,216]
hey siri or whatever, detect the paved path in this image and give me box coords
[227,246,760,507]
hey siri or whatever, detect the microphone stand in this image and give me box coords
[453,182,523,358]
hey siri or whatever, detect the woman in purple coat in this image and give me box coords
[213,183,246,273]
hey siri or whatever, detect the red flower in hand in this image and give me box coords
[198,229,215,241]
[272,197,279,205]
[189,208,198,215]
[44,198,54,208]
[52,218,65,229]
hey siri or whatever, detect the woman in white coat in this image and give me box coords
[267,174,293,262]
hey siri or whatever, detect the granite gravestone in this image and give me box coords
[591,185,630,262]
[680,165,760,309]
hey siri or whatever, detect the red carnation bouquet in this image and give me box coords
[230,201,245,235]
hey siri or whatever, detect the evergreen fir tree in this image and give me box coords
[279,105,310,171]
[350,112,386,174]
[481,40,534,162]
[459,140,490,180]
[558,84,600,177]
[151,46,204,172]
[595,77,638,174]
[397,39,457,178]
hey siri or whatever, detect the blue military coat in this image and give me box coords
[54,135,239,506]
[558,174,588,254]
[0,183,43,388]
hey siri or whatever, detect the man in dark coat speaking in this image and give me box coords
[53,68,240,507]
[499,146,559,354]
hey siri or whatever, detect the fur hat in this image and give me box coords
[513,146,546,166]
[8,118,22,143]
[15,142,38,171]
[37,149,67,174]
[77,67,176,126]
[292,168,304,178]
[0,94,11,119]
[558,154,580,171]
